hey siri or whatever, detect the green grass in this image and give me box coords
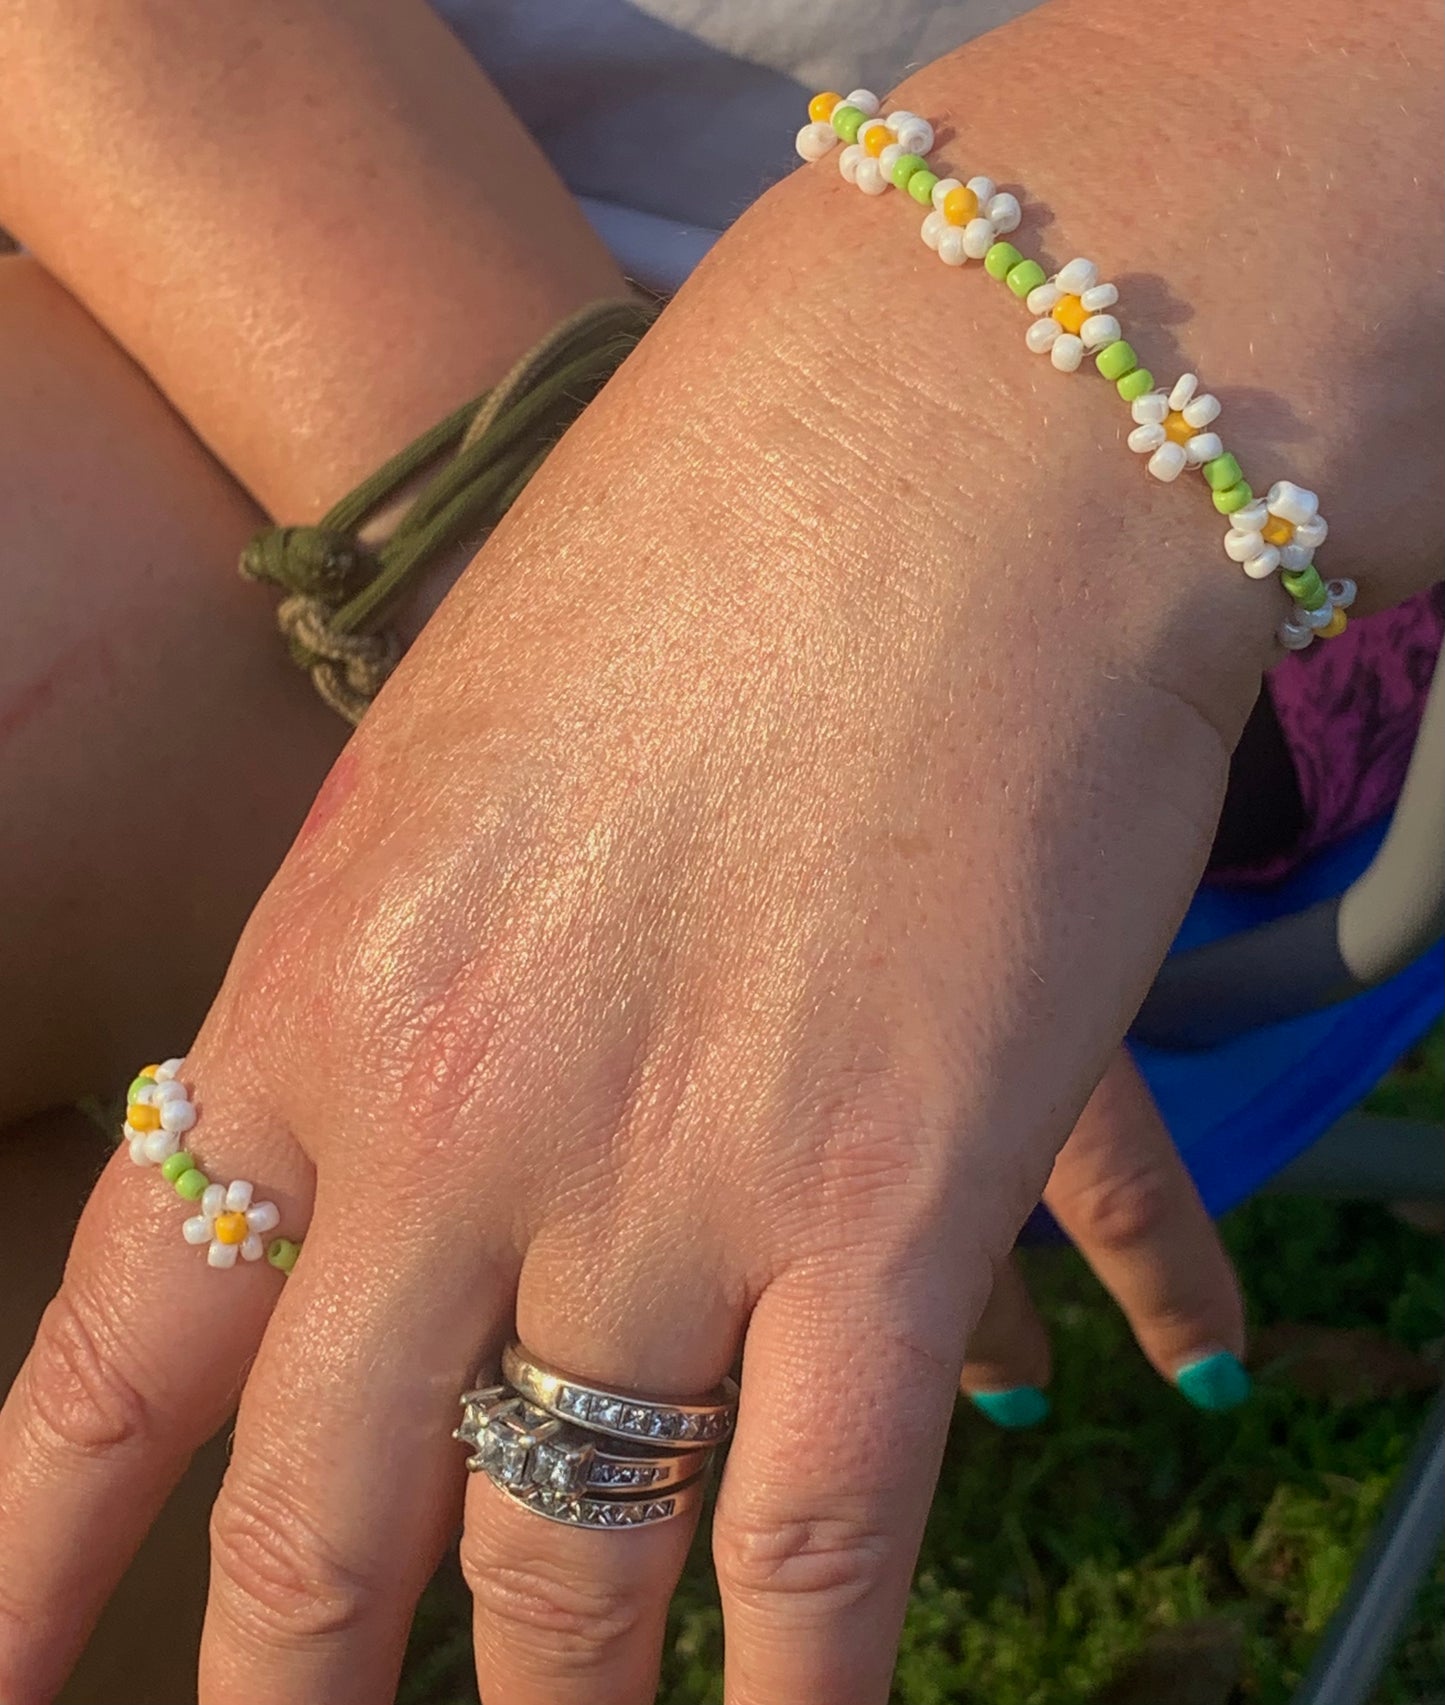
[401,1029,1443,1704]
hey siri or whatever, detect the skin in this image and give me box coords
[0,0,1440,1702]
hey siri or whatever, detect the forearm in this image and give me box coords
[0,0,625,519]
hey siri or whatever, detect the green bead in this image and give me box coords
[1094,340,1138,381]
[984,241,1023,280]
[160,1151,196,1184]
[267,1238,301,1275]
[890,152,927,189]
[1116,367,1155,402]
[127,1074,156,1104]
[1006,258,1046,298]
[830,104,865,143]
[1283,567,1327,609]
[174,1167,209,1201]
[908,169,939,206]
[1203,452,1244,492]
[1212,480,1254,514]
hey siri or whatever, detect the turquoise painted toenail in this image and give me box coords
[969,1386,1051,1429]
[1175,1351,1252,1412]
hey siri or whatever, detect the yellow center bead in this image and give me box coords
[1052,294,1088,335]
[1164,411,1195,446]
[1262,515,1295,547]
[1319,608,1349,639]
[862,122,891,157]
[808,91,843,124]
[140,1064,162,1078]
[127,1103,161,1131]
[942,184,980,226]
[214,1211,249,1245]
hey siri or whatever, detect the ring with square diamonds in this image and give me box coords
[456,1387,714,1501]
[495,1474,706,1529]
[500,1340,739,1448]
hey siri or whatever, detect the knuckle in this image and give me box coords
[460,1536,643,1665]
[209,1473,375,1643]
[21,1289,153,1459]
[715,1507,890,1614]
[1070,1161,1174,1253]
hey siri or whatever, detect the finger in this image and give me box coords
[1045,1049,1250,1410]
[958,1256,1052,1429]
[462,1230,735,1705]
[198,1177,508,1705]
[713,1257,978,1705]
[0,1056,308,1703]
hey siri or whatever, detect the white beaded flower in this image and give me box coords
[123,1057,198,1166]
[919,175,1023,266]
[182,1179,281,1269]
[1278,577,1355,649]
[1022,257,1122,372]
[1124,374,1225,485]
[1223,481,1329,580]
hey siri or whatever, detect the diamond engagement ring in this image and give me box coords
[456,1387,711,1498]
[499,1341,739,1447]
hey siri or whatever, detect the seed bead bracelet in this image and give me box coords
[123,1060,302,1273]
[795,91,1356,652]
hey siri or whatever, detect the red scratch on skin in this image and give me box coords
[295,744,361,848]
[0,632,109,746]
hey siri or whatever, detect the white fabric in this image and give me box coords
[429,0,1045,291]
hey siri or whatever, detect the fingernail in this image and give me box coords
[1175,1350,1252,1412]
[968,1386,1051,1429]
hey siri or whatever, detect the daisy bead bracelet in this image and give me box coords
[123,1060,302,1273]
[795,91,1356,652]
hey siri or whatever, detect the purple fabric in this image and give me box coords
[1209,583,1444,888]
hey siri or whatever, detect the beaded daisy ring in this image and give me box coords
[123,1060,302,1273]
[795,90,1354,653]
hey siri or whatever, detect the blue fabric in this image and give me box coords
[1023,817,1443,1241]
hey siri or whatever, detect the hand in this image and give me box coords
[961,1049,1249,1429]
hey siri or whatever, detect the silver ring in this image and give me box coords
[456,1387,711,1497]
[501,1341,739,1446]
[494,1474,705,1529]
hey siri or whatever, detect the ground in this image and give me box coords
[400,1028,1444,1705]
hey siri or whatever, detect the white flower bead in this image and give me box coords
[160,1097,197,1134]
[1128,423,1167,453]
[1231,498,1270,533]
[883,109,917,133]
[201,1182,227,1218]
[1148,442,1188,482]
[1279,543,1315,570]
[1050,334,1085,372]
[837,142,865,183]
[795,122,837,162]
[1182,393,1222,428]
[1224,529,1260,563]
[225,1179,254,1211]
[962,218,995,258]
[128,1135,149,1165]
[1130,392,1170,426]
[1278,617,1315,650]
[241,1234,266,1263]
[1026,281,1063,315]
[154,1058,185,1082]
[1080,313,1121,350]
[921,209,946,250]
[937,228,968,266]
[985,192,1021,233]
[1080,282,1119,312]
[845,88,881,117]
[1026,318,1062,353]
[896,118,934,155]
[1267,481,1319,524]
[1295,515,1329,549]
[1302,602,1337,630]
[154,1079,188,1105]
[1244,545,1282,578]
[208,1241,240,1270]
[1185,431,1224,465]
[1056,257,1099,294]
[1328,577,1357,609]
[247,1201,281,1235]
[1167,373,1199,410]
[182,1215,212,1245]
[131,1081,159,1107]
[142,1128,179,1164]
[855,158,888,195]
[931,176,963,210]
[965,175,996,204]
[878,141,905,176]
